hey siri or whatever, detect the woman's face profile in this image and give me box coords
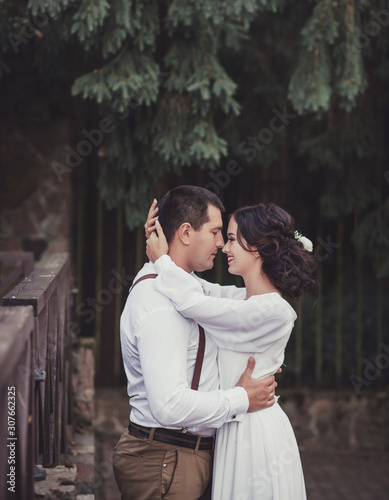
[222,218,260,277]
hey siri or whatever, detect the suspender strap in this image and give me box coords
[129,273,205,391]
[129,274,158,292]
[191,326,205,391]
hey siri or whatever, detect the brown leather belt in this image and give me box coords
[128,421,215,451]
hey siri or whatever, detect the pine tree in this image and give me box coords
[1,0,388,275]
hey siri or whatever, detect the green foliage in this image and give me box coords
[27,0,75,18]
[71,0,111,43]
[301,1,340,49]
[0,0,388,277]
[288,41,332,114]
[164,41,240,116]
[71,50,160,105]
[288,0,372,115]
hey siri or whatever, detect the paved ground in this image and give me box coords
[94,388,389,500]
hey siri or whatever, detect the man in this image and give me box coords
[113,186,278,500]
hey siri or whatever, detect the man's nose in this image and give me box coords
[216,235,224,248]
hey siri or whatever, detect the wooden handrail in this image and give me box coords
[0,253,72,499]
[2,253,68,315]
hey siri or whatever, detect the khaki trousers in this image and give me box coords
[113,428,213,500]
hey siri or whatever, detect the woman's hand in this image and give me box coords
[144,199,158,239]
[146,220,169,263]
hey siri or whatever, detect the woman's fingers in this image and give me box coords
[146,217,159,234]
[145,225,169,262]
[144,199,159,239]
[155,220,169,251]
[146,219,158,236]
[147,199,158,220]
[148,216,158,226]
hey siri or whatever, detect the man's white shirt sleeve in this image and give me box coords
[133,307,248,428]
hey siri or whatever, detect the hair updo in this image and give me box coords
[232,203,317,299]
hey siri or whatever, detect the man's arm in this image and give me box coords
[133,308,276,429]
[135,307,246,428]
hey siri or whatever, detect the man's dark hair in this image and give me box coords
[157,186,225,243]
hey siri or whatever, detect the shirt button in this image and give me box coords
[232,415,236,419]
[163,463,167,468]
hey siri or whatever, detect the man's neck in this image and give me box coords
[167,247,193,274]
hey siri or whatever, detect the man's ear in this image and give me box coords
[177,223,192,246]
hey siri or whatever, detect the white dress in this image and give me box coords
[153,255,307,500]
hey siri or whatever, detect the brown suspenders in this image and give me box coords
[190,325,205,391]
[129,274,205,391]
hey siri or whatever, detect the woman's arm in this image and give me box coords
[153,255,296,353]
[194,275,246,300]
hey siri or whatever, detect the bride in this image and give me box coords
[146,202,316,500]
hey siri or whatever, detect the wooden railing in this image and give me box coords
[0,251,34,299]
[0,306,35,500]
[0,253,72,500]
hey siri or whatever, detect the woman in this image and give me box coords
[146,202,316,500]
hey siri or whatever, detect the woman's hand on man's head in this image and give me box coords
[144,199,159,239]
[146,220,169,263]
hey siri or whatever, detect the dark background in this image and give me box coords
[0,0,388,392]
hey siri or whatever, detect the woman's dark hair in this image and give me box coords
[233,203,317,299]
[158,185,225,243]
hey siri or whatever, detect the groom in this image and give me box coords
[113,186,279,500]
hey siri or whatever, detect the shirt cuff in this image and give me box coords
[154,254,172,272]
[224,386,249,423]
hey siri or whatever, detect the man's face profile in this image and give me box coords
[186,205,224,272]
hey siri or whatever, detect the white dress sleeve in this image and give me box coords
[154,255,297,353]
[194,275,246,300]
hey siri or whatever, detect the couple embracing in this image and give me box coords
[113,185,316,500]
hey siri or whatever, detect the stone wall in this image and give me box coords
[72,338,95,429]
[0,120,72,259]
[279,388,389,451]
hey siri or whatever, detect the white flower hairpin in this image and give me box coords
[295,231,313,252]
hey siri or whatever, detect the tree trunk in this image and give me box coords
[315,259,323,386]
[114,204,124,383]
[335,219,344,387]
[355,212,363,377]
[94,195,103,379]
[295,300,303,387]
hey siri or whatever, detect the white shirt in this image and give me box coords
[120,261,249,437]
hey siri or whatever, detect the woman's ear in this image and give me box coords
[255,252,264,266]
[177,223,192,246]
